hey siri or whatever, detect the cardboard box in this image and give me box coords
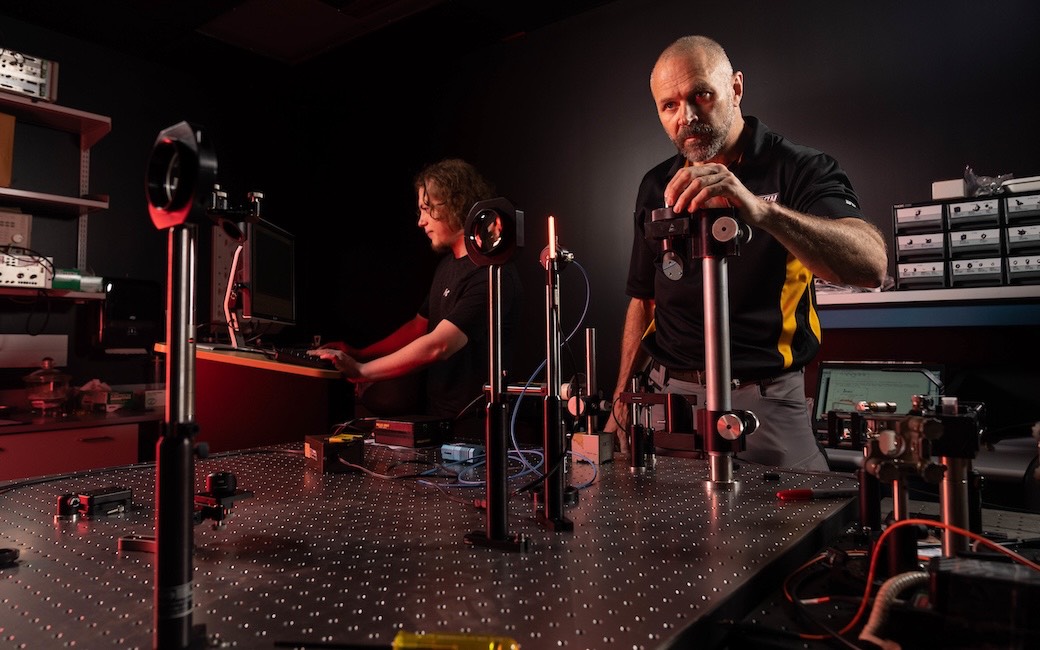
[81,389,134,413]
[0,112,13,187]
[931,178,965,200]
[108,384,164,411]
[572,432,614,465]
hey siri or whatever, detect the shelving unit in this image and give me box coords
[0,95,121,479]
[0,91,111,269]
[0,92,109,148]
[0,286,104,301]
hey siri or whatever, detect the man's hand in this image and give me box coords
[603,397,630,455]
[664,163,763,222]
[666,162,888,287]
[319,340,362,358]
[308,348,363,380]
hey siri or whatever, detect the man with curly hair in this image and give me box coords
[314,159,523,426]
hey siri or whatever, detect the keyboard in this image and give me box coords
[272,347,337,371]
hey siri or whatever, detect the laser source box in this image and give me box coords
[304,434,364,474]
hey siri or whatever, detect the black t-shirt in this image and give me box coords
[420,254,522,419]
[626,116,865,379]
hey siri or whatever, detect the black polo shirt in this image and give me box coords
[626,116,864,379]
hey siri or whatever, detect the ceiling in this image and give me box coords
[2,0,617,69]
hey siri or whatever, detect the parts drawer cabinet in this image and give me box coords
[0,423,137,481]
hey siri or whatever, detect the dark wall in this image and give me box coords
[2,0,1038,400]
[278,0,1040,395]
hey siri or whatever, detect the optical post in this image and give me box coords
[695,207,758,484]
[634,205,759,485]
[539,216,574,530]
[144,122,257,647]
[463,198,529,552]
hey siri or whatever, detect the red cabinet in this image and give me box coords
[0,423,138,481]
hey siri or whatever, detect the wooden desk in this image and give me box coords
[191,346,342,379]
[156,344,351,453]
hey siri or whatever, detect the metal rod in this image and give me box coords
[628,376,647,474]
[486,266,508,539]
[155,224,198,649]
[584,328,597,434]
[940,456,971,556]
[542,254,568,526]
[701,215,734,484]
[887,479,919,576]
[465,265,528,552]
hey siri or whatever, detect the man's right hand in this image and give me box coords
[308,348,363,380]
[603,396,630,454]
[319,341,361,358]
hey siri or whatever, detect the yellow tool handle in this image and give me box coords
[392,631,519,650]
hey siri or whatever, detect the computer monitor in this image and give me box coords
[240,218,296,330]
[812,360,944,434]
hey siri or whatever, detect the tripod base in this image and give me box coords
[532,483,580,528]
[464,530,531,553]
[118,534,157,554]
[535,515,575,532]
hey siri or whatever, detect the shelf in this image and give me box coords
[0,92,110,269]
[0,92,111,148]
[0,287,105,301]
[0,186,108,217]
[816,284,1040,329]
[817,284,1040,306]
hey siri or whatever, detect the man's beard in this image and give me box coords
[431,230,462,254]
[675,110,733,163]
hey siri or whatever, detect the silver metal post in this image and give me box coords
[155,224,198,649]
[584,327,597,434]
[703,254,734,485]
[940,457,971,556]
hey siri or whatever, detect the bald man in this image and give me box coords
[607,35,888,471]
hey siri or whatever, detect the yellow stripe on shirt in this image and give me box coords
[777,254,817,368]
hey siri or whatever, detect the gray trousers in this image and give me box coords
[646,364,830,472]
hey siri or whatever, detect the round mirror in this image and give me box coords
[146,140,190,212]
[464,197,523,266]
[146,121,217,230]
[470,209,505,254]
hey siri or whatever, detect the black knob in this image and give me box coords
[207,471,236,497]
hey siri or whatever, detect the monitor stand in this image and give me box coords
[223,243,245,349]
